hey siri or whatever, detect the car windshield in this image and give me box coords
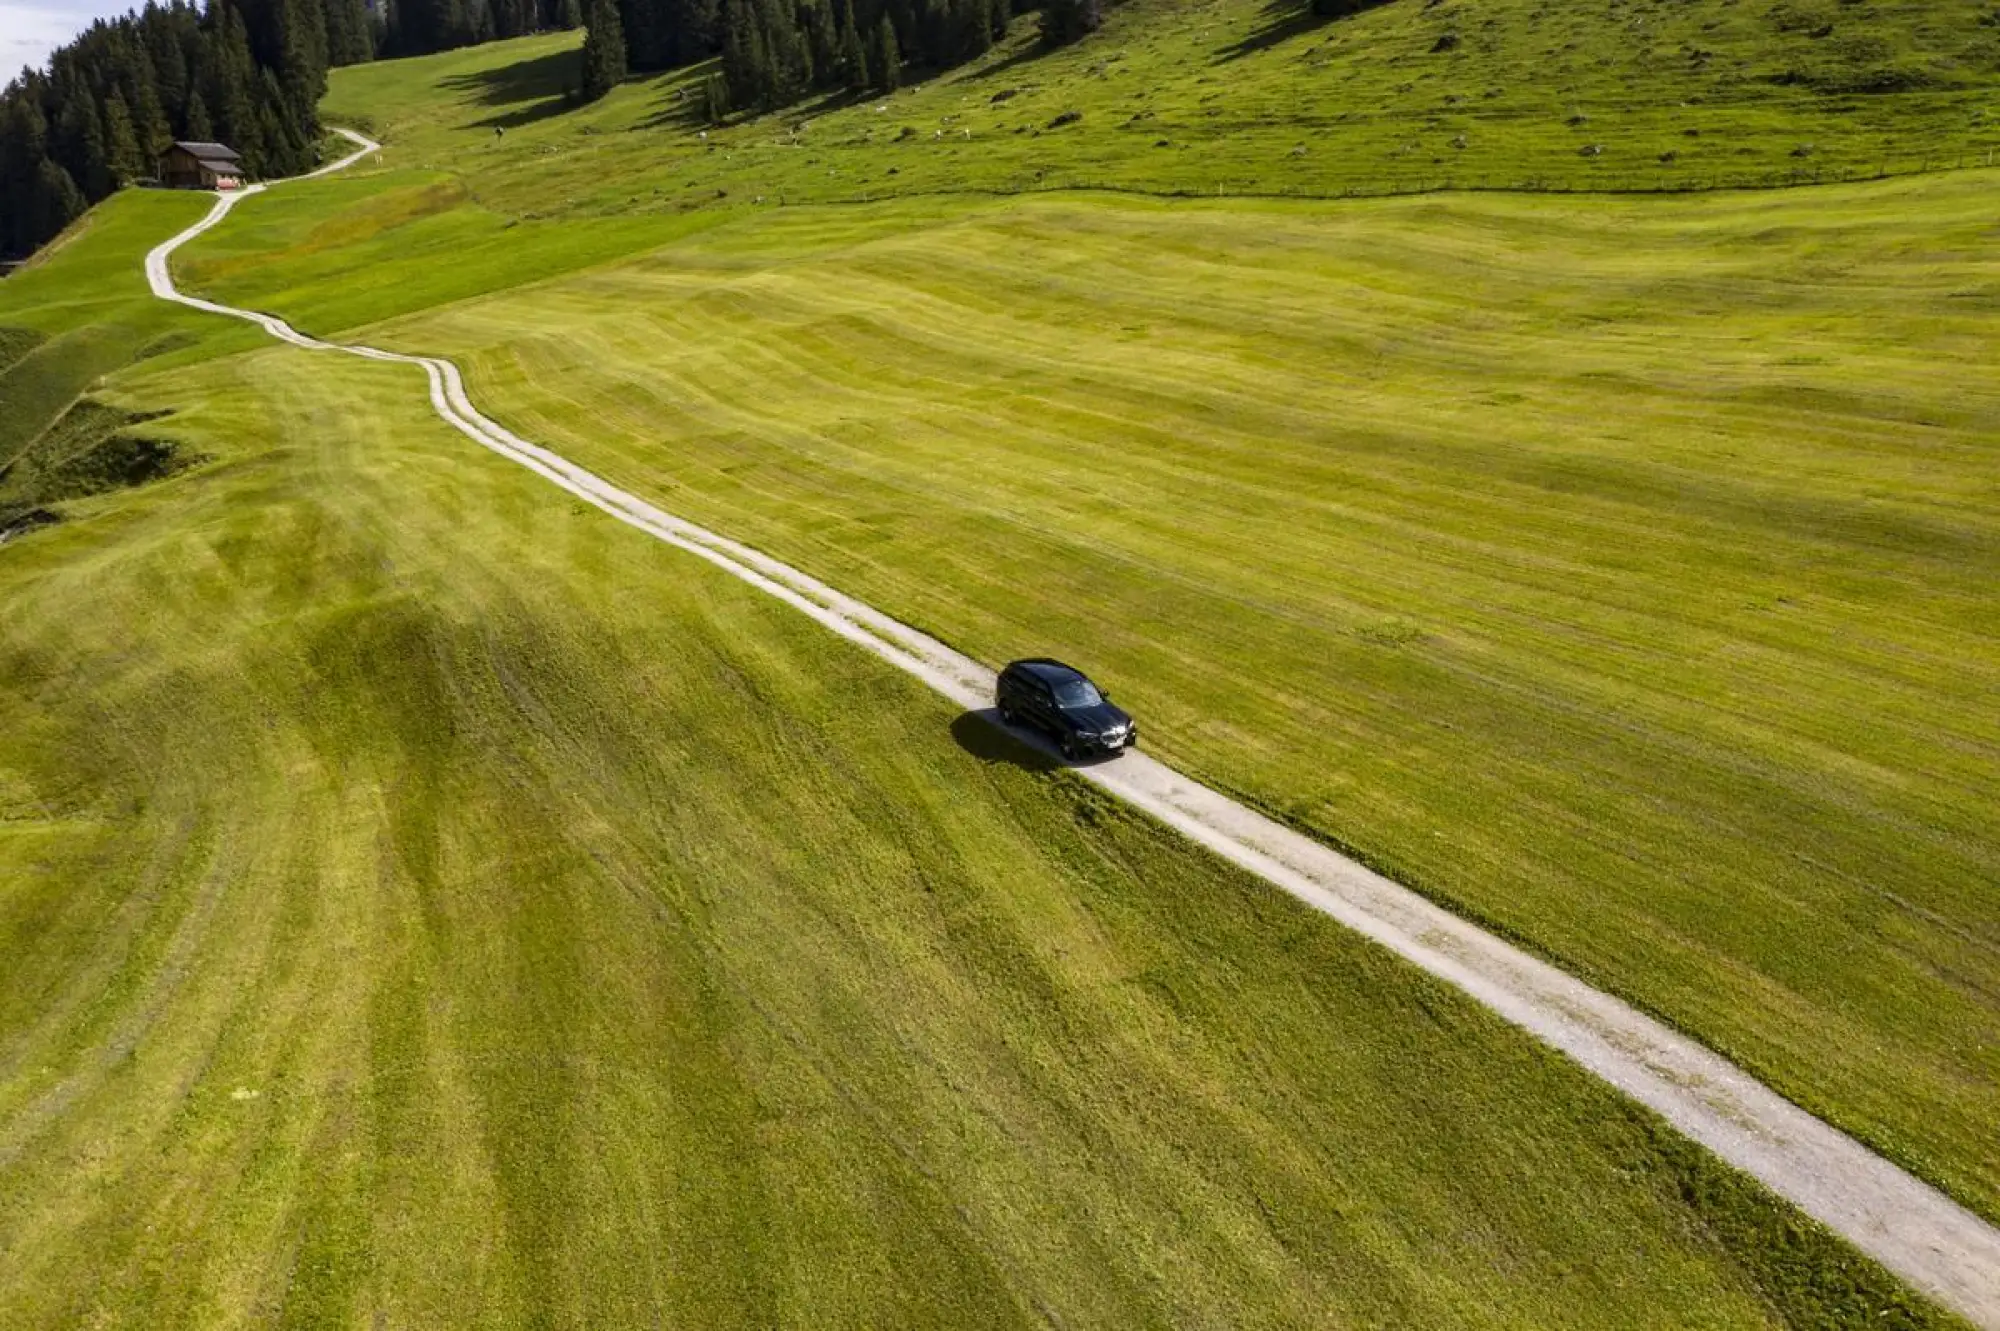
[1052,678,1103,709]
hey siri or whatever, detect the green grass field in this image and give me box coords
[173,30,2000,1230]
[1,186,1964,1328]
[4,0,1999,1320]
[314,0,2000,211]
[167,0,2000,334]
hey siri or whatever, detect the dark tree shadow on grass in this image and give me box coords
[1215,0,1391,63]
[471,98,575,130]
[639,82,708,132]
[441,48,580,107]
[965,41,1057,84]
[791,83,883,119]
[445,47,584,130]
[638,75,884,133]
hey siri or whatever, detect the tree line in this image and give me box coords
[2,0,344,260]
[0,0,583,262]
[381,0,582,60]
[581,0,1102,110]
[1,0,1101,261]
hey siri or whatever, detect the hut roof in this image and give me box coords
[169,140,242,162]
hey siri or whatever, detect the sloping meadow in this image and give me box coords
[0,184,1969,1328]
[193,162,2000,1226]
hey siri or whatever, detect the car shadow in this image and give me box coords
[952,709,1061,771]
[950,708,1124,772]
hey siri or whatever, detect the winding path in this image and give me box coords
[147,127,2000,1326]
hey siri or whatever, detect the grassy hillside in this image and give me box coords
[0,193,253,541]
[166,21,2000,1226]
[314,0,2000,222]
[1,191,1964,1328]
[0,398,194,533]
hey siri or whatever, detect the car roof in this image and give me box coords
[1009,658,1087,684]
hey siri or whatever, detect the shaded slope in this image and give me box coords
[0,398,194,534]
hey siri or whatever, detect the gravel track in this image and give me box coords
[144,127,2000,1327]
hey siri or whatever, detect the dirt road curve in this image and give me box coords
[146,126,2000,1327]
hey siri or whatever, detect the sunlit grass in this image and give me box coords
[317,0,2000,219]
[1,202,1963,1327]
[3,0,1997,1318]
[180,149,2000,1221]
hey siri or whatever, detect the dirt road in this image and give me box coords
[145,126,2000,1327]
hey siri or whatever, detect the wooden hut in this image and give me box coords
[158,142,245,190]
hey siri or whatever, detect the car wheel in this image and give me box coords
[999,704,1017,727]
[1060,736,1080,761]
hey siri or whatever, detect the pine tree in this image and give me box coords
[956,0,992,61]
[873,12,899,90]
[177,13,209,106]
[616,0,664,69]
[379,0,409,51]
[884,0,914,48]
[239,0,328,113]
[805,0,839,89]
[747,23,775,106]
[30,157,87,245]
[0,94,51,254]
[369,0,395,52]
[1039,0,1097,45]
[116,27,172,154]
[255,85,292,174]
[185,88,214,140]
[287,0,331,114]
[754,0,806,103]
[324,0,375,64]
[492,0,532,39]
[104,90,145,182]
[53,93,112,198]
[664,0,720,64]
[836,6,865,89]
[259,67,308,173]
[204,5,265,169]
[143,7,191,127]
[580,0,628,98]
[720,0,762,106]
[395,0,478,53]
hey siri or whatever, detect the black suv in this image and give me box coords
[996,659,1137,760]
